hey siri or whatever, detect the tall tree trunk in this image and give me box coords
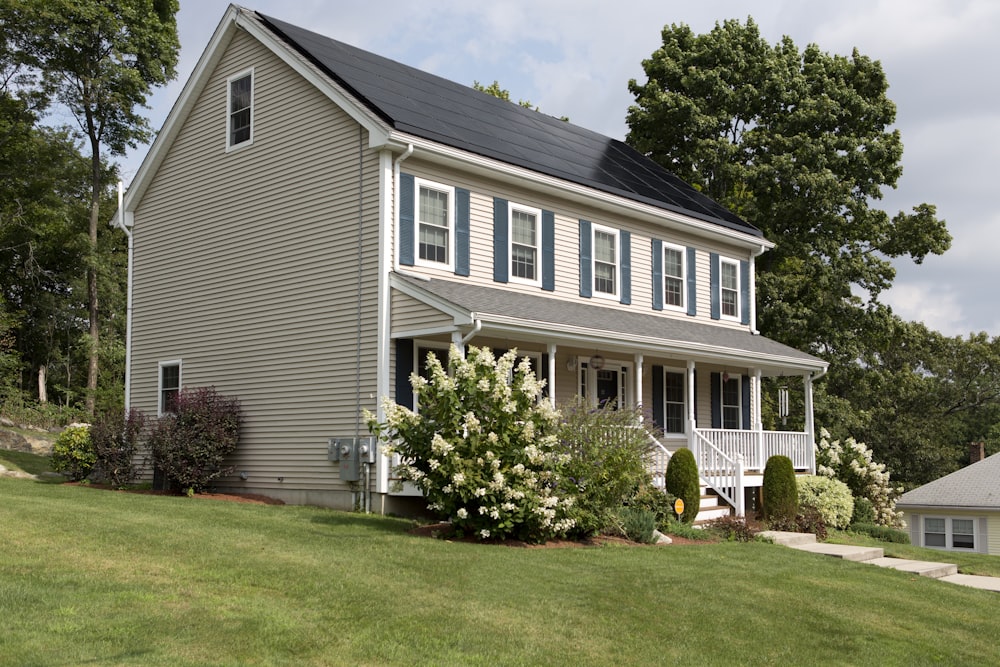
[85,138,100,416]
[38,365,47,404]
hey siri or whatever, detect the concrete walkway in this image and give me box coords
[761,531,1000,593]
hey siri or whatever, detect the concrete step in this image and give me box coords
[759,530,816,547]
[867,557,957,579]
[789,542,884,562]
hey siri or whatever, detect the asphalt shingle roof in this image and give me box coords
[898,453,1000,509]
[396,274,824,368]
[257,12,762,238]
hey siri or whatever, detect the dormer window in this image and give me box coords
[227,69,254,150]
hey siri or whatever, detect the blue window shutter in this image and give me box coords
[619,230,631,305]
[651,239,663,311]
[399,173,415,266]
[652,365,664,429]
[740,260,750,325]
[540,353,550,398]
[395,339,414,409]
[741,375,751,429]
[542,210,555,291]
[579,219,592,298]
[455,188,470,276]
[710,372,721,428]
[493,198,508,283]
[710,252,720,320]
[686,246,697,316]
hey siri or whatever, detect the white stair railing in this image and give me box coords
[648,435,672,491]
[693,430,745,516]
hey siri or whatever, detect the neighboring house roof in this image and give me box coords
[392,274,826,373]
[898,452,1000,510]
[257,13,761,239]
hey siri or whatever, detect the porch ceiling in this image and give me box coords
[391,273,827,375]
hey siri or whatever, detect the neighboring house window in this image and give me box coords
[664,244,685,309]
[722,374,741,429]
[158,360,182,416]
[509,204,541,284]
[227,69,253,150]
[664,370,686,434]
[924,516,977,551]
[416,178,454,269]
[720,258,739,319]
[593,226,618,298]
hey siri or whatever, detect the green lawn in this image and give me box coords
[2,477,999,666]
[827,529,1000,577]
[0,447,56,477]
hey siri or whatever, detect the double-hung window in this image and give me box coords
[721,374,741,429]
[227,69,254,150]
[923,516,977,551]
[664,370,686,434]
[593,226,618,298]
[158,360,182,416]
[416,179,454,269]
[720,258,740,319]
[664,244,686,309]
[509,204,541,284]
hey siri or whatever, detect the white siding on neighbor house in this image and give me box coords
[131,29,382,501]
[904,509,998,555]
[393,158,754,332]
[990,514,1000,556]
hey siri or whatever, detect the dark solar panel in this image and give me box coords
[259,13,761,237]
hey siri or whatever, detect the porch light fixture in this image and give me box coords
[589,354,605,370]
[722,371,730,383]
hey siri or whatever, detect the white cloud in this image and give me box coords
[883,281,966,335]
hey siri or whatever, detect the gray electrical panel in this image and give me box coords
[327,436,376,482]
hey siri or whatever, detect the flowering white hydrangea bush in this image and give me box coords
[366,345,575,542]
[796,475,854,529]
[815,428,904,527]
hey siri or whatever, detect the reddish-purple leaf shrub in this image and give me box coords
[90,408,146,488]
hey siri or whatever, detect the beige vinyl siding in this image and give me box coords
[394,158,753,331]
[989,514,1000,555]
[391,290,455,335]
[131,29,381,502]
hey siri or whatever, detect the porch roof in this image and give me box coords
[392,274,827,375]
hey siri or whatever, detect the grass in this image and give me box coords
[827,528,1000,577]
[0,447,57,477]
[2,477,1000,666]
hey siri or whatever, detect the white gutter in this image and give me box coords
[111,181,134,412]
[459,319,482,346]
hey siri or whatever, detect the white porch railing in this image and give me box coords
[648,437,672,491]
[692,430,744,516]
[694,429,813,471]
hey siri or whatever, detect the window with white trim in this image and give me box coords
[158,360,182,416]
[592,226,618,298]
[227,70,254,150]
[721,374,741,429]
[720,258,740,319]
[664,369,686,434]
[416,179,454,269]
[509,204,541,284]
[923,516,977,551]
[664,244,686,309]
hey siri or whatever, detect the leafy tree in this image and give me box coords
[626,18,950,371]
[474,79,568,121]
[2,0,180,414]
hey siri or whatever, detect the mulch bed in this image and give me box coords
[66,482,285,505]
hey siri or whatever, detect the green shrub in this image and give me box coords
[762,455,797,523]
[663,516,714,541]
[768,507,828,540]
[89,408,146,488]
[851,496,876,526]
[619,507,658,544]
[851,523,910,544]
[367,346,574,543]
[148,387,242,495]
[664,448,700,524]
[797,475,854,529]
[51,425,94,481]
[706,514,758,542]
[556,399,655,535]
[628,485,677,531]
[816,429,903,527]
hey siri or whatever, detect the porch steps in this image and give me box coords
[692,486,731,524]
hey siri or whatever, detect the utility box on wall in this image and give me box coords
[327,437,376,482]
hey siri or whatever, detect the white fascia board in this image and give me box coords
[381,132,775,252]
[236,11,391,148]
[899,504,1000,513]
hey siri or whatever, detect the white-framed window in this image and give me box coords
[226,69,254,150]
[663,368,686,435]
[509,203,542,285]
[157,360,182,416]
[721,374,741,429]
[663,243,686,310]
[577,357,630,409]
[592,225,619,299]
[923,516,977,551]
[415,178,454,270]
[720,258,740,319]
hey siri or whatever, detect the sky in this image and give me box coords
[121,0,1000,338]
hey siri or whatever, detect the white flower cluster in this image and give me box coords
[816,428,903,527]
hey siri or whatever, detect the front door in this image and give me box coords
[596,369,620,408]
[578,358,630,409]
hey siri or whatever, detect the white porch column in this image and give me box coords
[686,360,697,454]
[804,372,816,473]
[754,368,763,469]
[547,343,557,408]
[635,353,644,417]
[451,331,464,358]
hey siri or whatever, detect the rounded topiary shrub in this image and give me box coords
[762,455,798,524]
[797,475,854,529]
[51,424,95,481]
[664,447,700,524]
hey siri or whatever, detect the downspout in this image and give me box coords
[112,182,134,413]
[749,244,766,335]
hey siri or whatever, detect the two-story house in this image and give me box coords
[118,5,827,516]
